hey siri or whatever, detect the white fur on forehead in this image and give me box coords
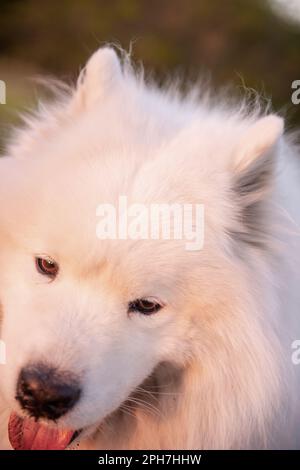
[4,45,285,170]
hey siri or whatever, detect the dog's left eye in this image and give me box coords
[35,257,59,278]
[128,298,163,315]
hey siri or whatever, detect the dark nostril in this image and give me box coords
[16,363,81,420]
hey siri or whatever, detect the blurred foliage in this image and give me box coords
[0,0,300,149]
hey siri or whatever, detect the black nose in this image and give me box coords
[16,363,81,420]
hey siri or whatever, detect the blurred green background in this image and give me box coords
[0,0,300,151]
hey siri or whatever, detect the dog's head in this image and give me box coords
[0,48,283,449]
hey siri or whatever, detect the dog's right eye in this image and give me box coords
[35,257,59,278]
[128,298,163,315]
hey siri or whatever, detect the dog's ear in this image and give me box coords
[234,115,283,170]
[232,115,284,247]
[233,115,283,201]
[72,47,122,111]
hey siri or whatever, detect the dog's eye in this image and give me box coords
[128,298,163,315]
[35,257,59,278]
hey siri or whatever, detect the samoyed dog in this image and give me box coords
[0,47,299,450]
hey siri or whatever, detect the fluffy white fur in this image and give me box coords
[0,47,299,449]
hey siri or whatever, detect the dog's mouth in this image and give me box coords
[8,412,81,450]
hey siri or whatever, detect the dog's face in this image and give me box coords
[0,155,213,447]
[0,48,283,449]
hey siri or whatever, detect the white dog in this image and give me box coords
[0,47,299,450]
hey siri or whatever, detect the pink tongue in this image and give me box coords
[8,412,74,450]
